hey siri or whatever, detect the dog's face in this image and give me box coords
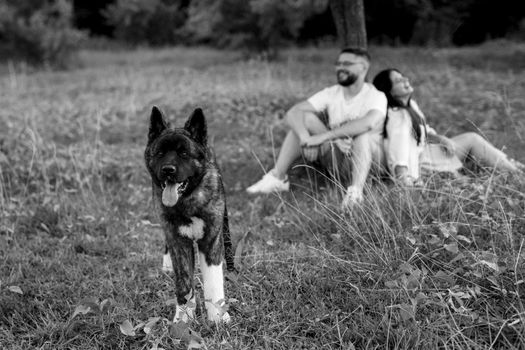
[145,106,208,207]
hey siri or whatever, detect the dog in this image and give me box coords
[144,106,235,323]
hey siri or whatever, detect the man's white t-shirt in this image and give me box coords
[307,83,387,129]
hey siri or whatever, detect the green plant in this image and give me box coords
[0,0,86,68]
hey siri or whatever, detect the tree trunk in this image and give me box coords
[329,0,367,49]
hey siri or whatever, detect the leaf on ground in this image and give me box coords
[0,151,8,164]
[170,321,204,348]
[72,304,92,318]
[405,235,416,245]
[399,263,413,274]
[72,299,100,318]
[384,280,398,289]
[170,321,191,341]
[7,286,23,294]
[456,234,471,243]
[439,223,457,238]
[444,243,459,254]
[188,337,204,349]
[346,342,356,350]
[99,298,114,312]
[144,317,161,334]
[434,270,455,286]
[428,235,441,245]
[119,320,136,337]
[474,259,499,271]
[397,303,415,322]
[187,330,204,349]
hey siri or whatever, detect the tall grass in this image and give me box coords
[1,44,524,349]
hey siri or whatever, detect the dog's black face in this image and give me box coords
[145,106,208,207]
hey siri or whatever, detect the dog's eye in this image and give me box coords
[179,150,189,158]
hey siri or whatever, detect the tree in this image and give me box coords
[0,0,86,67]
[329,0,366,48]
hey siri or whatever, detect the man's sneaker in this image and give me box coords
[341,185,363,210]
[246,171,289,194]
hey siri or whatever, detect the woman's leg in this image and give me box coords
[451,132,518,172]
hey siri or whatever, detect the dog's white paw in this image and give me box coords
[173,301,196,323]
[162,253,173,273]
[205,299,231,324]
[172,291,195,323]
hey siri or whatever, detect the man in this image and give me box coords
[246,47,387,209]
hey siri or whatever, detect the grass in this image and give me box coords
[1,43,525,349]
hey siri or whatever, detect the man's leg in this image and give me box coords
[273,112,328,178]
[342,132,381,208]
[247,106,328,194]
[350,132,374,190]
[272,130,303,179]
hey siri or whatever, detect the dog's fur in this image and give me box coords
[144,106,235,323]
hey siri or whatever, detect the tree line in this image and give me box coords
[1,0,524,67]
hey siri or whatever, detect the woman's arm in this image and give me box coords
[427,132,456,156]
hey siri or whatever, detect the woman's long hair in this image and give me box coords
[373,69,427,145]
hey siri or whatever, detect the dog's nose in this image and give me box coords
[161,165,176,175]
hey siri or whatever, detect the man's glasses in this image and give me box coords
[334,61,360,67]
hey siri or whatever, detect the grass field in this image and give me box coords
[1,41,525,349]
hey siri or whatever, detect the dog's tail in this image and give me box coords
[222,206,236,272]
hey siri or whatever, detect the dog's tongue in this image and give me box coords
[162,183,181,207]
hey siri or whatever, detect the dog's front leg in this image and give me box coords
[162,245,174,273]
[167,237,196,323]
[198,248,231,323]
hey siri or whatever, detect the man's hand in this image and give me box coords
[300,133,331,162]
[301,133,330,148]
[301,145,319,162]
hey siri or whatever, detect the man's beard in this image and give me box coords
[337,71,358,87]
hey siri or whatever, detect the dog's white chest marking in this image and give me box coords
[178,217,205,240]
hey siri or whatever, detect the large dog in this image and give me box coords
[144,106,235,323]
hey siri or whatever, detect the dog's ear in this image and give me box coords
[149,106,168,142]
[184,108,207,145]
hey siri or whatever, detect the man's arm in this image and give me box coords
[329,109,385,138]
[302,109,385,146]
[286,100,326,143]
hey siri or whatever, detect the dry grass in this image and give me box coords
[1,44,524,349]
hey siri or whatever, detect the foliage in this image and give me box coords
[181,0,329,55]
[0,0,86,68]
[104,0,187,46]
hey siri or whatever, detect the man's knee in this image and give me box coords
[352,132,375,151]
[285,105,326,133]
[352,132,382,164]
[284,104,302,126]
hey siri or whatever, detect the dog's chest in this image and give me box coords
[178,217,205,240]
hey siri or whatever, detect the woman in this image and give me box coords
[372,68,523,185]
